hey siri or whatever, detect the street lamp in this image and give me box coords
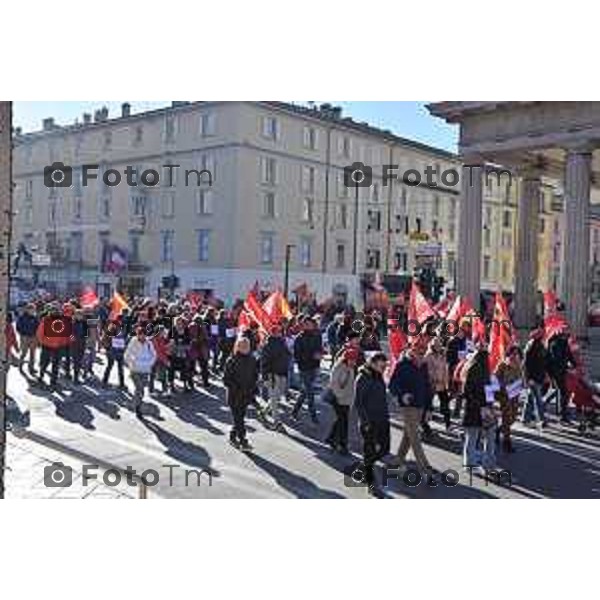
[283,244,295,301]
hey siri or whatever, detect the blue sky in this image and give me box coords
[13,101,459,153]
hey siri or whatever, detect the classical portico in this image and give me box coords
[428,101,600,338]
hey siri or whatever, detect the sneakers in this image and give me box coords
[274,422,287,434]
[239,439,252,452]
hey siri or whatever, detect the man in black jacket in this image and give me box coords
[260,324,291,432]
[354,352,390,495]
[546,330,575,422]
[16,303,39,375]
[522,328,548,426]
[291,318,323,423]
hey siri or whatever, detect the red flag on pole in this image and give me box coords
[488,291,514,372]
[238,291,273,335]
[408,282,436,325]
[262,290,293,323]
[446,295,474,324]
[543,290,568,341]
[109,292,129,321]
[80,286,99,309]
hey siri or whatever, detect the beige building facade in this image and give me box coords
[10,101,580,305]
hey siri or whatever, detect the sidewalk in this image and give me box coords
[4,432,136,499]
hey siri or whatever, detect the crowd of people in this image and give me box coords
[5,288,600,496]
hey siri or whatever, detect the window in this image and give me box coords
[129,231,141,262]
[501,259,509,280]
[366,248,381,270]
[260,157,277,185]
[99,195,111,221]
[448,221,456,243]
[336,243,346,269]
[338,135,351,158]
[367,210,382,232]
[539,218,545,234]
[483,255,491,280]
[501,231,512,248]
[131,195,147,217]
[25,179,33,199]
[69,232,83,262]
[48,200,57,225]
[301,198,314,224]
[447,252,456,278]
[449,197,457,218]
[484,226,491,248]
[260,233,274,264]
[161,193,175,218]
[197,230,210,262]
[337,172,349,198]
[104,130,112,149]
[301,165,316,194]
[433,195,440,217]
[196,189,214,215]
[263,192,276,218]
[303,126,317,150]
[73,196,82,222]
[98,232,110,262]
[300,238,312,267]
[399,187,408,214]
[134,125,143,144]
[160,230,174,262]
[164,113,177,142]
[199,153,216,182]
[394,251,408,272]
[200,112,216,137]
[73,168,82,196]
[371,183,379,202]
[337,203,348,229]
[24,203,33,226]
[261,116,278,140]
[503,210,512,228]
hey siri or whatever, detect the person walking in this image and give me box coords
[36,305,72,388]
[16,303,39,375]
[424,337,450,430]
[462,346,496,473]
[325,346,359,454]
[291,317,323,423]
[389,342,434,474]
[124,326,157,418]
[354,352,390,496]
[546,329,576,423]
[150,325,171,395]
[494,345,524,453]
[223,337,259,450]
[260,323,291,432]
[522,328,548,427]
[101,317,128,389]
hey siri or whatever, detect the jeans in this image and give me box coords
[227,391,249,443]
[293,368,319,417]
[19,335,37,371]
[327,400,349,450]
[463,426,497,468]
[265,374,287,425]
[523,381,545,423]
[39,346,61,385]
[131,372,150,409]
[103,354,125,387]
[361,421,390,486]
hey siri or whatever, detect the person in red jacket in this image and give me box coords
[36,305,73,387]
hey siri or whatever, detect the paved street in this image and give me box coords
[5,349,600,500]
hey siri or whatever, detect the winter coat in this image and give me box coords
[152,335,171,366]
[293,330,323,372]
[462,351,490,427]
[16,313,39,337]
[523,338,547,384]
[223,353,259,404]
[354,365,389,425]
[546,334,575,378]
[389,354,433,410]
[328,358,356,406]
[424,349,449,392]
[260,335,291,377]
[124,337,157,374]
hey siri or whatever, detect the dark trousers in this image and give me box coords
[39,346,61,384]
[228,392,249,442]
[437,390,451,427]
[103,354,125,386]
[326,400,349,450]
[551,373,569,417]
[360,421,390,486]
[71,342,85,381]
[197,356,210,386]
[293,368,318,416]
[169,357,193,388]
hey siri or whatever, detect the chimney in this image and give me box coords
[83,113,92,125]
[42,117,55,130]
[14,126,22,136]
[121,102,131,118]
[172,101,189,108]
[331,106,343,120]
[100,106,109,120]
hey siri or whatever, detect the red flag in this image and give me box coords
[109,292,129,321]
[238,291,272,335]
[543,290,558,316]
[186,291,204,311]
[543,290,568,341]
[80,286,99,309]
[434,292,455,319]
[488,292,514,372]
[262,291,293,323]
[471,314,487,344]
[408,282,436,325]
[446,295,474,324]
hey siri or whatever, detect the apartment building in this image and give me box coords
[10,101,573,304]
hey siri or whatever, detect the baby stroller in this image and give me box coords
[565,369,600,433]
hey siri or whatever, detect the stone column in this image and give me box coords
[514,168,541,329]
[562,147,593,338]
[457,162,483,305]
